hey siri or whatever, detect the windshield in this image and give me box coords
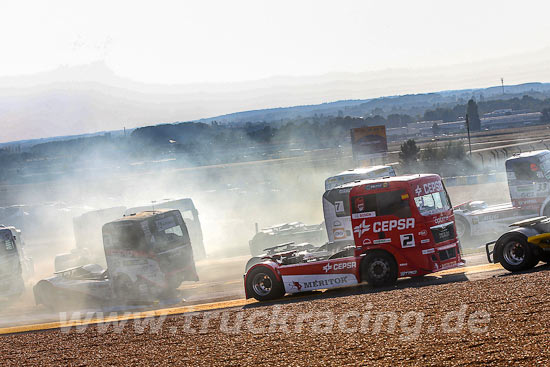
[508,155,550,182]
[414,190,451,216]
[104,223,147,251]
[0,230,16,257]
[152,216,190,251]
[539,155,550,180]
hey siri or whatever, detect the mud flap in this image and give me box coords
[485,241,496,263]
[184,260,199,282]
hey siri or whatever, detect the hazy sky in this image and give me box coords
[2,0,550,84]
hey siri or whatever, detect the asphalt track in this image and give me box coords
[0,257,504,336]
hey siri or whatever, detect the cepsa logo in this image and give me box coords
[323,262,356,273]
[354,218,415,236]
[415,181,444,196]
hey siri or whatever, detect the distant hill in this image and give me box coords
[0,128,130,150]
[1,46,550,143]
[197,99,369,125]
[3,82,550,149]
[199,82,550,125]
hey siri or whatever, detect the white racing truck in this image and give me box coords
[54,206,126,272]
[454,150,550,243]
[0,225,34,303]
[323,166,396,247]
[324,166,396,191]
[34,210,198,309]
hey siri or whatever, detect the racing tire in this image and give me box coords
[361,251,398,287]
[166,273,184,290]
[245,257,262,273]
[34,281,63,311]
[245,266,285,302]
[496,235,538,272]
[454,216,471,243]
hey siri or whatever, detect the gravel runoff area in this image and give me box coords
[3,268,550,366]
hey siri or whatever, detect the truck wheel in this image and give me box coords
[35,281,62,311]
[245,267,284,301]
[497,235,537,272]
[361,251,398,287]
[166,273,184,289]
[455,216,470,242]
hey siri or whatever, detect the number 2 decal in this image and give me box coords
[400,234,415,248]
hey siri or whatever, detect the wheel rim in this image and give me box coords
[252,273,272,296]
[455,220,466,238]
[502,241,525,266]
[368,258,390,280]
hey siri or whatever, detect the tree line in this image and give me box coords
[422,95,550,123]
[2,95,550,183]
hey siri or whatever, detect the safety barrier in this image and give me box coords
[442,172,507,187]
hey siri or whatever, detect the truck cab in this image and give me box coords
[244,174,463,301]
[0,226,33,302]
[349,175,461,275]
[104,209,199,300]
[506,150,550,213]
[125,198,206,259]
[454,150,550,242]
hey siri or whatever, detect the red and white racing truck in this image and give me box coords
[244,174,464,301]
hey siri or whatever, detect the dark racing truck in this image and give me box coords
[244,174,464,301]
[0,225,33,303]
[34,210,198,309]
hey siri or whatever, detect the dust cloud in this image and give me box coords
[0,135,516,323]
[0,144,354,318]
